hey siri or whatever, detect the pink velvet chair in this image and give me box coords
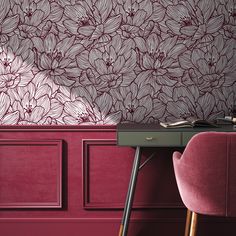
[173,132,236,236]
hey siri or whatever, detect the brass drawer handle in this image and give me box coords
[145,137,154,141]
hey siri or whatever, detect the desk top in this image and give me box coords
[117,123,235,132]
[117,123,235,147]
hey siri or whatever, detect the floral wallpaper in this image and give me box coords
[0,0,235,125]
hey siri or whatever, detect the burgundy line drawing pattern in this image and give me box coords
[0,0,235,125]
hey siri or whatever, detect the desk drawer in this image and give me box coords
[118,132,181,147]
[182,132,198,146]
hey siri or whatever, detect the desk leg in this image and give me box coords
[118,146,142,236]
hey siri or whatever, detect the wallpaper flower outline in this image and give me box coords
[0,0,235,125]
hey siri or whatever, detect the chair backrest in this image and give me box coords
[173,132,236,216]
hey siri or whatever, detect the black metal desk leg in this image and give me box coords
[119,146,142,236]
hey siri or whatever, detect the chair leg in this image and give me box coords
[184,209,192,236]
[189,212,198,236]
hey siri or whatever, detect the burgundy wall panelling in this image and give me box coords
[0,126,235,236]
[82,139,184,210]
[82,139,118,209]
[0,139,62,208]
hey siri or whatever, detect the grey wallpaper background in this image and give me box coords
[0,0,235,125]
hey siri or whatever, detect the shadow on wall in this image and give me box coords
[0,0,235,125]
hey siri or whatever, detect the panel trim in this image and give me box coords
[0,217,235,223]
[82,139,117,209]
[82,139,183,210]
[0,125,116,132]
[0,139,63,209]
[0,217,186,223]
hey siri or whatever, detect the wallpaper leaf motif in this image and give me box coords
[0,0,235,124]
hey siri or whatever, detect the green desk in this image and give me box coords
[117,124,236,236]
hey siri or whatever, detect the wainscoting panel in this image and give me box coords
[82,139,184,209]
[0,140,62,208]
